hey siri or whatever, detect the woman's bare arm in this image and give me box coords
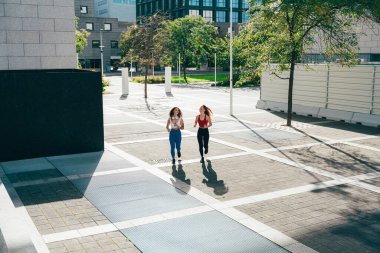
[166,118,170,132]
[207,115,212,127]
[180,118,184,130]
[194,116,198,127]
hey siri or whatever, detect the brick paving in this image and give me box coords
[47,231,139,253]
[15,179,111,235]
[160,155,329,201]
[270,143,380,177]
[236,185,380,253]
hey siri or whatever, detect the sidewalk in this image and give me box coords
[1,78,379,252]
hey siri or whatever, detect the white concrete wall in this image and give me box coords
[259,64,380,126]
[0,0,76,70]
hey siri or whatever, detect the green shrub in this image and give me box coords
[102,76,110,92]
[216,73,260,87]
[132,76,165,84]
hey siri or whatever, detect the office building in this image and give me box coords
[76,0,131,70]
[95,0,137,22]
[136,0,250,34]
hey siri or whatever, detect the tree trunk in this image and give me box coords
[144,64,148,98]
[287,54,296,126]
[183,63,188,84]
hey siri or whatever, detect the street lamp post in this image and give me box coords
[100,29,104,77]
[214,53,217,87]
[179,53,181,84]
[229,0,233,115]
[130,60,133,79]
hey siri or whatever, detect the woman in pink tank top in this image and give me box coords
[194,105,213,163]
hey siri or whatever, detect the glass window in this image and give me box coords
[189,9,199,16]
[203,0,212,7]
[203,10,213,22]
[232,11,238,22]
[111,40,119,48]
[104,23,112,31]
[216,11,225,22]
[80,6,88,14]
[92,40,100,48]
[232,0,238,8]
[216,0,225,7]
[242,12,249,22]
[242,0,249,8]
[189,0,199,6]
[86,23,93,31]
[98,9,108,15]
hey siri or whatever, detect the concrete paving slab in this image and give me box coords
[0,157,54,174]
[122,211,288,253]
[47,151,135,176]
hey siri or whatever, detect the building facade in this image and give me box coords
[95,0,136,22]
[76,0,131,70]
[136,0,249,34]
[0,0,77,70]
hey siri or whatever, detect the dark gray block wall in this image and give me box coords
[0,69,104,162]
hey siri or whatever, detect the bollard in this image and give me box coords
[165,67,172,93]
[122,68,129,95]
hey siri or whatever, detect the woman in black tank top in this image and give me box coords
[194,105,213,163]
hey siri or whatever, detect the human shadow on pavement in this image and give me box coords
[202,160,229,196]
[170,163,191,194]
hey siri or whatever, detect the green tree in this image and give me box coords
[243,0,379,126]
[75,17,90,55]
[120,14,167,98]
[162,16,218,83]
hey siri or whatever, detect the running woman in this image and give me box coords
[194,105,213,163]
[166,107,184,164]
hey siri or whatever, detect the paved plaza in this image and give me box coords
[1,76,380,253]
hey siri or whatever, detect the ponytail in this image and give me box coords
[202,105,213,117]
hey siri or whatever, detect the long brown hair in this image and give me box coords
[202,105,213,117]
[169,107,182,118]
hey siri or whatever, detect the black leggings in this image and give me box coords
[197,128,209,157]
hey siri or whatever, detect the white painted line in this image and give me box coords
[155,151,253,168]
[342,141,380,153]
[104,121,146,126]
[175,93,256,109]
[224,172,380,208]
[11,167,143,188]
[109,128,268,146]
[259,135,378,153]
[234,111,268,116]
[0,166,50,253]
[349,181,380,193]
[43,230,82,244]
[12,177,68,188]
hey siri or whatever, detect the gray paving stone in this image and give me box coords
[271,143,380,177]
[47,232,141,253]
[237,185,380,253]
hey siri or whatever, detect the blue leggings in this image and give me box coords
[169,130,182,158]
